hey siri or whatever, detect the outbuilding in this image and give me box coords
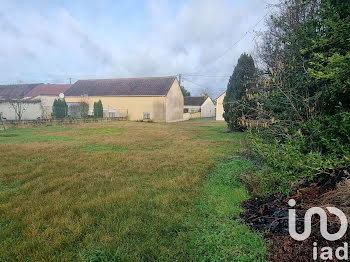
[64,76,184,122]
[184,96,216,119]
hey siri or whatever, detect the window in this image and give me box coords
[143,112,151,119]
[184,108,188,113]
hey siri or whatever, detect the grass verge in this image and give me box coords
[181,157,268,261]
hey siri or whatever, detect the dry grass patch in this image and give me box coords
[0,120,265,261]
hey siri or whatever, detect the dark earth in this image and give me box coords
[241,166,350,262]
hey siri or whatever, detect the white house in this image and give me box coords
[184,96,216,118]
[0,83,42,120]
[26,84,72,118]
[0,83,71,120]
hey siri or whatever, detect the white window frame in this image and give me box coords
[143,112,151,119]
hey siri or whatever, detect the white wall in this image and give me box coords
[35,95,58,118]
[0,101,43,120]
[216,92,226,120]
[201,97,216,118]
[166,79,184,122]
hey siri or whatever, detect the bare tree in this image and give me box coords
[40,101,50,119]
[79,96,90,119]
[256,0,321,72]
[9,99,30,121]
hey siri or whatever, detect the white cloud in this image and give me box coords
[0,0,276,96]
[141,0,273,96]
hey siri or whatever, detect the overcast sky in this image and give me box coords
[0,0,275,97]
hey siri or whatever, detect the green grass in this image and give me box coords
[22,157,47,163]
[80,248,123,262]
[0,120,267,261]
[0,182,18,194]
[81,144,125,152]
[78,127,124,135]
[0,128,74,143]
[182,158,268,261]
[197,125,246,141]
[0,126,123,144]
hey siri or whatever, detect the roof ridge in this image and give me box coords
[77,76,176,81]
[0,83,42,87]
[65,76,176,96]
[36,83,71,85]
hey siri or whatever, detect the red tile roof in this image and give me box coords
[26,84,72,97]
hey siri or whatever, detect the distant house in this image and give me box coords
[0,83,43,120]
[215,91,226,121]
[184,96,216,118]
[64,76,184,122]
[0,83,41,100]
[26,84,72,118]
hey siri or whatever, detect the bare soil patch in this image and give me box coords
[241,166,350,261]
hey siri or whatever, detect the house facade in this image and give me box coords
[0,83,72,120]
[26,84,72,118]
[184,96,216,118]
[215,91,226,121]
[64,76,184,122]
[0,100,42,120]
[0,83,43,120]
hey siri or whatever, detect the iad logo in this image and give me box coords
[288,199,349,260]
[288,199,348,241]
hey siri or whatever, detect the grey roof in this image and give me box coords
[0,98,41,104]
[64,76,177,97]
[0,83,42,99]
[184,96,207,106]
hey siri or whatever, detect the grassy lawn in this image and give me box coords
[0,120,267,261]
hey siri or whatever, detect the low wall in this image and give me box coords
[0,117,127,130]
[183,113,191,120]
[190,112,201,119]
[0,101,42,120]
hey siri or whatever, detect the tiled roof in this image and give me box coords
[184,96,207,106]
[26,84,72,97]
[64,76,176,96]
[0,83,42,99]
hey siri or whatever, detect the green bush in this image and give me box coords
[248,113,350,195]
[304,112,350,156]
[93,100,103,118]
[52,99,67,119]
[223,53,258,131]
[230,0,350,196]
